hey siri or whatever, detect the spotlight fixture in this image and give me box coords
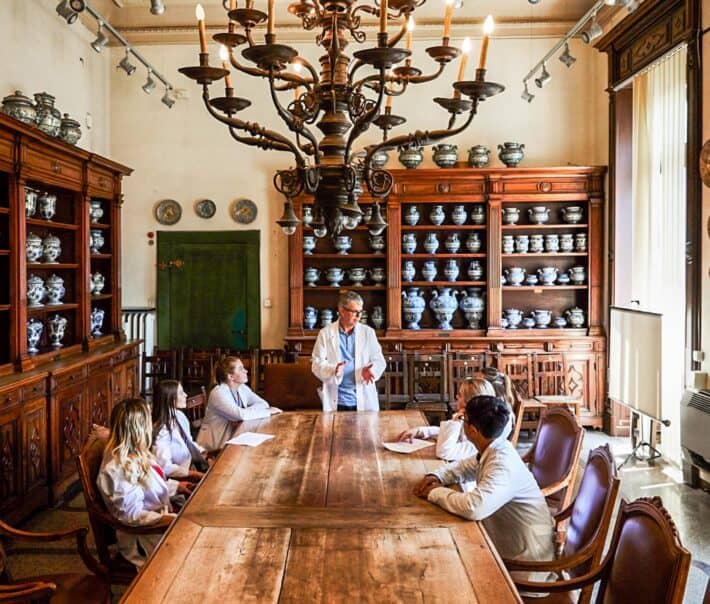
[581,14,603,44]
[276,201,300,236]
[527,0,542,3]
[142,71,157,94]
[117,51,136,75]
[161,87,175,108]
[521,82,535,103]
[150,0,166,15]
[91,23,109,53]
[56,0,80,24]
[534,63,551,88]
[559,43,576,68]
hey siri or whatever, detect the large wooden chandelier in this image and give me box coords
[179,1,503,238]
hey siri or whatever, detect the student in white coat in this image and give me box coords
[414,396,554,582]
[311,291,386,412]
[197,356,281,450]
[97,398,193,568]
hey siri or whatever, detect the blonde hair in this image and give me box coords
[214,355,241,385]
[106,398,155,485]
[459,377,495,402]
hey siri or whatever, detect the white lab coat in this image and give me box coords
[419,413,513,462]
[97,453,177,567]
[427,438,554,582]
[152,410,205,478]
[196,383,271,450]
[311,321,386,412]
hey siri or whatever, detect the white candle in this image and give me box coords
[457,37,471,81]
[219,45,232,88]
[443,0,453,39]
[405,16,414,51]
[478,15,494,70]
[267,0,275,35]
[379,0,388,34]
[196,4,207,54]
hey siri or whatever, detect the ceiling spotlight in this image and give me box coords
[528,0,542,3]
[117,51,136,76]
[56,0,79,24]
[559,43,576,68]
[91,23,109,53]
[581,14,603,44]
[534,63,551,88]
[142,71,157,94]
[150,0,166,15]
[161,87,176,108]
[521,82,535,103]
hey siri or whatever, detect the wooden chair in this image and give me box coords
[140,348,177,401]
[0,518,110,603]
[185,386,208,436]
[180,350,214,396]
[262,363,321,410]
[523,406,584,514]
[447,352,486,413]
[407,352,448,423]
[514,497,692,603]
[504,445,620,604]
[379,351,409,410]
[75,433,169,585]
[255,348,287,393]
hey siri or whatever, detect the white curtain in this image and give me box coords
[630,46,687,464]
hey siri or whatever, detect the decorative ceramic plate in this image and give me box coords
[155,199,182,225]
[195,198,216,219]
[232,198,258,224]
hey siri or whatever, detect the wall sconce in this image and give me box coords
[559,43,576,68]
[534,63,551,88]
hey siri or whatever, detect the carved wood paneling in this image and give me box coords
[86,375,110,434]
[0,414,20,503]
[565,354,599,420]
[22,399,47,493]
[56,385,84,483]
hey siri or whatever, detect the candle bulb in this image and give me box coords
[443,0,453,40]
[196,4,207,54]
[386,90,392,109]
[478,15,494,70]
[267,0,275,36]
[293,62,302,101]
[405,16,414,51]
[379,0,388,35]
[219,45,232,88]
[229,0,235,9]
[456,37,471,81]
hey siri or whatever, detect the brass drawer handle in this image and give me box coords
[52,161,61,174]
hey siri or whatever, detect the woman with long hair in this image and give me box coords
[197,356,281,450]
[97,398,192,567]
[152,380,206,482]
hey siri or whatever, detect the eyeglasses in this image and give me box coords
[341,307,363,317]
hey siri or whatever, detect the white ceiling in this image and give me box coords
[82,0,622,44]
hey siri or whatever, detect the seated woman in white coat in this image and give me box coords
[397,377,506,462]
[311,291,386,412]
[197,356,281,451]
[97,398,193,568]
[151,380,207,483]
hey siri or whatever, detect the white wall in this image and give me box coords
[0,1,111,155]
[112,37,608,348]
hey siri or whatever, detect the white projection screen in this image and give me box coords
[608,306,663,422]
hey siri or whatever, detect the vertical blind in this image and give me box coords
[631,45,687,464]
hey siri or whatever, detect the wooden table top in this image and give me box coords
[121,411,522,604]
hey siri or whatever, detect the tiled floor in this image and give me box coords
[6,428,710,603]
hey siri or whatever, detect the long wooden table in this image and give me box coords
[121,411,522,603]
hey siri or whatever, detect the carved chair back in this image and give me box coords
[380,351,409,410]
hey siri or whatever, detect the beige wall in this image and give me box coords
[112,37,608,348]
[0,1,111,155]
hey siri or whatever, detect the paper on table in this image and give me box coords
[383,438,436,454]
[225,432,275,447]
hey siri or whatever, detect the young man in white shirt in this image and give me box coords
[414,396,555,579]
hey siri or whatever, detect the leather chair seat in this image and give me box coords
[522,591,574,604]
[14,573,111,604]
[262,363,322,410]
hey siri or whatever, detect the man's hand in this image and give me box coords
[269,406,283,415]
[396,428,422,443]
[413,475,442,499]
[186,469,204,482]
[361,363,375,384]
[334,361,346,378]
[177,481,195,496]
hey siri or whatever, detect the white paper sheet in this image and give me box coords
[382,439,436,454]
[225,432,275,447]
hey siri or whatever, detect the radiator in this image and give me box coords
[121,307,156,360]
[680,388,710,486]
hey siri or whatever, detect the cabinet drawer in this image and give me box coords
[22,380,46,401]
[89,357,111,374]
[88,166,114,195]
[0,388,22,411]
[22,142,83,188]
[395,179,486,197]
[52,366,87,391]
[495,177,588,196]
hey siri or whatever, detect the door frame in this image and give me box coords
[156,230,261,349]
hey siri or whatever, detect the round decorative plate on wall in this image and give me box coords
[232,198,258,224]
[155,199,182,225]
[195,198,216,219]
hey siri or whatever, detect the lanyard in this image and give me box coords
[230,388,243,408]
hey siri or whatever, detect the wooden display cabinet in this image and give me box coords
[0,113,139,522]
[287,166,607,427]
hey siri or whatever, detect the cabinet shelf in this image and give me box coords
[89,222,110,230]
[26,218,79,231]
[502,252,588,258]
[402,253,486,259]
[303,253,386,259]
[0,250,9,256]
[0,207,9,215]
[27,263,79,270]
[0,304,10,311]
[27,303,79,314]
[502,223,588,230]
[405,281,486,287]
[401,224,486,231]
[502,285,587,291]
[304,285,386,291]
[91,294,113,300]
[90,254,112,260]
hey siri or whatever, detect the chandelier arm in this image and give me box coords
[201,88,306,167]
[228,126,293,152]
[348,59,366,82]
[267,71,321,160]
[295,132,316,156]
[401,61,446,85]
[345,66,387,161]
[228,49,316,86]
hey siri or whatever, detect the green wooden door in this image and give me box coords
[157,231,260,350]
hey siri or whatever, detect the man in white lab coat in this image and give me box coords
[414,395,555,581]
[311,291,386,412]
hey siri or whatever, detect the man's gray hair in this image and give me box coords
[338,290,364,309]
